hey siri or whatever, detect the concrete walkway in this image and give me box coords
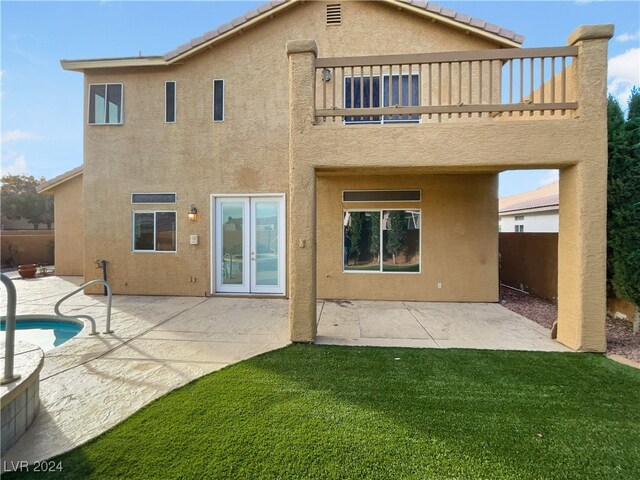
[1,275,289,466]
[317,300,570,352]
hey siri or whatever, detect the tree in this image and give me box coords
[607,88,640,321]
[369,211,380,263]
[348,212,364,264]
[386,210,407,264]
[0,175,54,230]
[606,96,626,296]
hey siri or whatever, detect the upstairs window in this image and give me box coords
[213,79,224,122]
[344,74,419,124]
[165,81,176,123]
[89,84,123,124]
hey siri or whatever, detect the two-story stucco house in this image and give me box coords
[38,0,613,352]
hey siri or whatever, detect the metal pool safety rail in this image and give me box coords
[54,279,114,335]
[1,273,21,385]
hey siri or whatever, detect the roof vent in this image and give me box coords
[326,4,342,26]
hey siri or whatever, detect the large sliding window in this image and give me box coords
[132,211,177,252]
[344,74,419,124]
[89,84,123,125]
[343,210,421,273]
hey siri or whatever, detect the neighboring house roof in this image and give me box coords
[499,181,559,214]
[37,166,83,194]
[61,0,524,71]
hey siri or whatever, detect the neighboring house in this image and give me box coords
[499,181,559,233]
[37,167,84,275]
[41,0,612,352]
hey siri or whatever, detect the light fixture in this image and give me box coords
[188,204,198,221]
[322,68,332,82]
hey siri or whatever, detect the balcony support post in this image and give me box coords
[556,25,613,351]
[287,40,318,343]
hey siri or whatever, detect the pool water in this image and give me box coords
[0,319,82,352]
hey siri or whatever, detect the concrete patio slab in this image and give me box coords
[318,299,571,352]
[359,307,432,339]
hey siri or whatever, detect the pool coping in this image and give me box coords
[0,341,44,406]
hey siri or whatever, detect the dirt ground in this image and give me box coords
[500,286,639,363]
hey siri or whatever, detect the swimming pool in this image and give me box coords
[0,315,83,352]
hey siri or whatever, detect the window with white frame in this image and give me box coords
[133,211,176,252]
[344,74,419,124]
[89,84,123,124]
[515,224,525,233]
[343,209,421,273]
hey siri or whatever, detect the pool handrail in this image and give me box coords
[1,273,21,385]
[54,279,113,335]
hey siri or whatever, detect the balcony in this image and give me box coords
[314,46,578,124]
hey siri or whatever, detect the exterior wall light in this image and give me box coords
[322,68,332,82]
[188,204,198,221]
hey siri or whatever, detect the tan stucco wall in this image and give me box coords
[317,173,498,301]
[46,174,84,276]
[80,0,502,296]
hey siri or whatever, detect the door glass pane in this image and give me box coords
[221,203,244,285]
[254,202,279,286]
[155,212,176,252]
[343,211,381,271]
[133,213,154,251]
[382,210,420,272]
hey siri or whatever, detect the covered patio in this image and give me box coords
[317,300,569,352]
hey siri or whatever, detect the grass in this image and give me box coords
[9,345,640,479]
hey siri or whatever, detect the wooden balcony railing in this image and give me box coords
[314,46,578,123]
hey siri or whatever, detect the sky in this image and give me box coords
[1,0,639,197]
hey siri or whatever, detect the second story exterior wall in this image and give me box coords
[80,0,505,295]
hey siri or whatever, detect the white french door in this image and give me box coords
[213,195,285,295]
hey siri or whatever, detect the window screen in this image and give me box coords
[131,193,176,204]
[213,79,224,122]
[342,190,421,202]
[165,81,176,123]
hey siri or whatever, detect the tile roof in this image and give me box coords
[499,181,559,214]
[163,0,523,61]
[397,1,524,44]
[37,166,83,193]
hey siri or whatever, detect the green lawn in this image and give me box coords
[10,345,640,479]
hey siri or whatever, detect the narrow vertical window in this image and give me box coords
[213,79,224,122]
[165,81,176,123]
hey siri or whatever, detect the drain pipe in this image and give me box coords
[100,260,108,296]
[1,273,21,385]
